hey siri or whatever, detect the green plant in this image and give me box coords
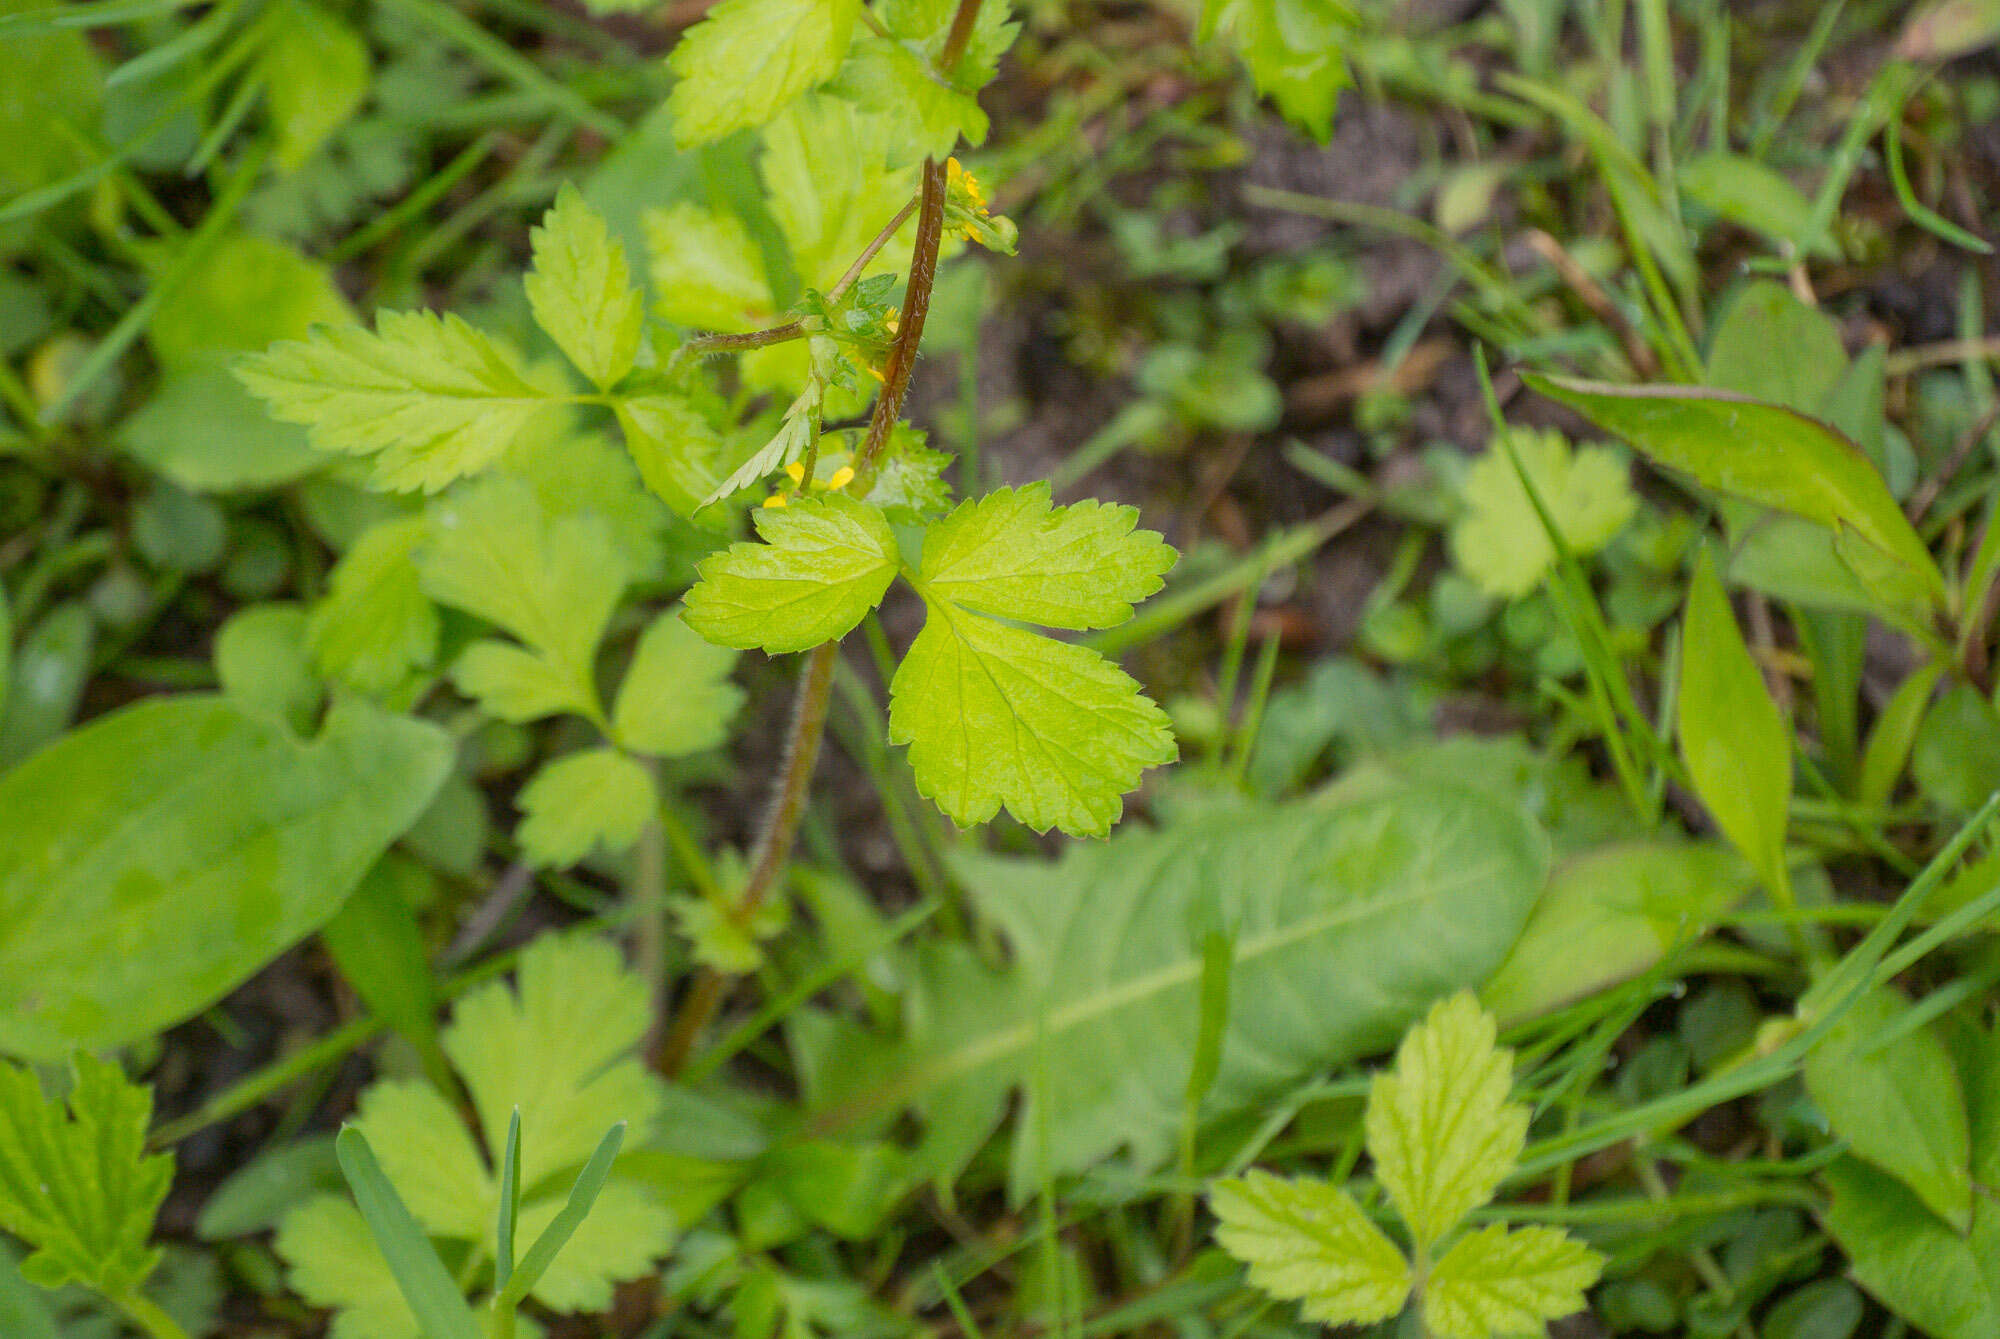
[1211,994,1603,1338]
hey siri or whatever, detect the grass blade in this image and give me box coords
[334,1128,481,1339]
[494,1122,626,1312]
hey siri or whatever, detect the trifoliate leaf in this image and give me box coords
[612,608,743,755]
[916,483,1176,630]
[1208,1170,1409,1328]
[524,185,645,390]
[515,748,657,868]
[277,1196,420,1339]
[451,641,594,724]
[644,204,773,331]
[664,0,861,148]
[683,492,898,653]
[0,1055,172,1297]
[672,894,790,974]
[307,518,439,695]
[347,1082,491,1241]
[614,395,729,521]
[442,935,664,1192]
[887,601,1176,836]
[418,476,628,689]
[1448,428,1637,599]
[236,310,557,493]
[1199,0,1357,141]
[1423,1223,1602,1339]
[1364,992,1528,1249]
[513,1180,674,1312]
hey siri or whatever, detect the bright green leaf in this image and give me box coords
[664,0,861,147]
[510,1177,670,1312]
[612,608,743,755]
[0,1054,172,1295]
[525,184,645,390]
[1209,1171,1408,1327]
[516,748,656,868]
[916,483,1177,630]
[1677,551,1793,900]
[1423,1223,1603,1339]
[0,697,451,1058]
[1365,992,1528,1249]
[760,96,918,292]
[829,31,989,160]
[277,1196,422,1339]
[673,893,788,973]
[683,492,897,653]
[644,204,773,331]
[1823,1156,2000,1339]
[348,1082,490,1242]
[148,232,353,370]
[236,310,557,493]
[1524,372,1946,607]
[307,518,438,696]
[1199,0,1357,140]
[1449,427,1637,598]
[888,600,1176,836]
[261,0,371,172]
[614,394,729,521]
[703,375,822,507]
[1704,280,1847,411]
[1679,154,1829,255]
[215,602,322,730]
[451,641,594,724]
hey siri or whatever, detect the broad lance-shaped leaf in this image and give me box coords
[524,184,644,391]
[1365,992,1529,1250]
[0,697,451,1059]
[236,310,557,493]
[665,0,861,147]
[0,1055,172,1295]
[1209,1171,1408,1327]
[791,781,1548,1198]
[1423,1224,1602,1339]
[1524,372,1947,609]
[889,602,1173,836]
[683,492,898,654]
[916,483,1175,629]
[1677,551,1792,902]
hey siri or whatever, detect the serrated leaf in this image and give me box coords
[276,1196,421,1339]
[1448,427,1637,598]
[916,483,1176,629]
[510,1176,670,1312]
[1423,1223,1602,1339]
[683,492,897,653]
[1678,551,1792,900]
[451,641,593,723]
[612,608,743,755]
[515,748,656,868]
[614,394,729,521]
[644,204,773,331]
[348,1082,491,1241]
[0,1055,172,1296]
[665,0,861,147]
[307,518,438,695]
[761,96,918,291]
[236,310,556,493]
[702,378,823,507]
[1209,1171,1408,1326]
[1365,992,1527,1249]
[525,184,645,390]
[877,0,1019,86]
[419,476,628,688]
[829,31,989,160]
[888,600,1176,836]
[795,781,1548,1193]
[1200,0,1356,140]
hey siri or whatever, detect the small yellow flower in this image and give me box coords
[762,493,788,509]
[946,156,985,209]
[824,465,856,490]
[784,461,806,483]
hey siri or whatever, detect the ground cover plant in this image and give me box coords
[5,0,2000,1335]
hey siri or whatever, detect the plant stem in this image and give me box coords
[116,1292,192,1339]
[633,755,669,1054]
[939,0,985,75]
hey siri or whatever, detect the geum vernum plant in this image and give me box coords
[234,0,1182,1078]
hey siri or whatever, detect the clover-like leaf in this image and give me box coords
[515,748,656,869]
[524,184,644,390]
[1209,1170,1408,1328]
[1423,1223,1603,1339]
[236,310,556,493]
[1364,991,1528,1249]
[612,608,744,756]
[1448,427,1637,598]
[683,492,898,654]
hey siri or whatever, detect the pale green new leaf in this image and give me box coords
[665,0,861,147]
[1364,992,1527,1249]
[513,1180,673,1312]
[888,601,1176,836]
[761,97,918,291]
[276,1197,420,1339]
[703,378,823,507]
[260,0,370,172]
[1678,551,1792,900]
[515,748,656,868]
[1449,427,1637,598]
[236,310,557,492]
[645,204,772,332]
[683,492,897,653]
[830,32,989,159]
[917,483,1177,629]
[612,608,743,756]
[1209,1171,1408,1327]
[451,641,593,724]
[614,394,728,521]
[419,476,628,681]
[442,935,664,1189]
[1423,1223,1602,1339]
[307,518,439,695]
[348,1082,491,1242]
[0,1055,172,1295]
[525,185,645,390]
